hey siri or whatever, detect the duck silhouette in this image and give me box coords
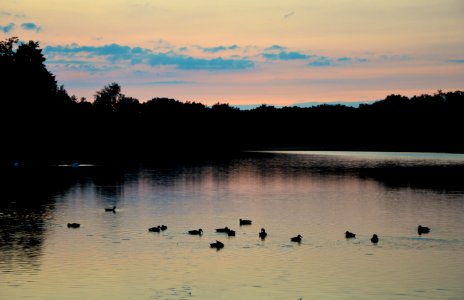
[149,226,161,232]
[105,206,116,212]
[291,234,302,242]
[259,228,267,240]
[67,223,80,228]
[188,229,203,235]
[160,225,167,231]
[227,229,236,237]
[210,240,224,249]
[239,219,252,226]
[371,234,379,244]
[345,231,356,238]
[418,225,430,235]
[216,227,230,233]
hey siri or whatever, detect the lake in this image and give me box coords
[1,151,464,299]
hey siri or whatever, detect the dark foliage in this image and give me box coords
[1,37,463,166]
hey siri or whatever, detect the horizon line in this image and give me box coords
[229,100,377,110]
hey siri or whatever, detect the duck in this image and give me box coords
[227,230,236,237]
[259,228,267,240]
[210,240,224,249]
[371,234,379,244]
[160,225,167,231]
[240,219,252,225]
[417,225,430,235]
[148,226,161,232]
[216,227,230,233]
[67,223,80,228]
[105,206,116,212]
[291,234,302,242]
[345,231,356,238]
[188,229,203,235]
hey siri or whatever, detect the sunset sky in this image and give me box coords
[1,0,463,106]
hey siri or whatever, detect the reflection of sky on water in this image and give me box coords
[1,152,464,299]
[260,150,464,165]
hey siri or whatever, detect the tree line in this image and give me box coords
[1,37,463,165]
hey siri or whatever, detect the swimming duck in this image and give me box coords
[210,240,224,249]
[371,234,379,244]
[149,226,161,232]
[417,225,430,235]
[188,229,203,235]
[160,225,167,231]
[240,219,252,225]
[291,234,302,242]
[216,227,230,233]
[67,223,80,228]
[105,206,116,212]
[259,228,267,240]
[227,230,236,237]
[345,231,356,238]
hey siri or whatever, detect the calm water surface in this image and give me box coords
[1,151,464,299]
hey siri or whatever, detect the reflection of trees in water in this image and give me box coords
[138,153,464,193]
[228,153,464,193]
[0,165,132,274]
[0,211,46,273]
[0,167,85,273]
[92,166,130,206]
[356,165,464,192]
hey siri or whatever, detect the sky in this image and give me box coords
[1,0,463,106]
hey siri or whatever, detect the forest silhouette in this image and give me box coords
[1,37,463,166]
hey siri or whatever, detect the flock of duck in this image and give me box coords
[344,224,430,244]
[148,219,260,249]
[67,206,431,249]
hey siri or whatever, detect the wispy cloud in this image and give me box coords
[447,59,464,64]
[21,22,41,32]
[262,51,310,60]
[44,43,254,71]
[379,54,412,61]
[143,81,196,85]
[44,41,377,77]
[71,64,120,73]
[145,53,253,70]
[283,12,295,19]
[307,56,333,67]
[264,45,286,51]
[151,39,176,51]
[44,44,132,60]
[0,23,14,33]
[337,57,368,63]
[308,56,368,67]
[49,61,120,73]
[47,59,91,65]
[201,45,238,53]
[0,12,26,18]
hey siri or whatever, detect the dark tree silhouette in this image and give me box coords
[1,37,78,165]
[93,82,124,114]
[115,96,141,116]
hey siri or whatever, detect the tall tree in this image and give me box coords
[0,37,70,115]
[93,82,123,114]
